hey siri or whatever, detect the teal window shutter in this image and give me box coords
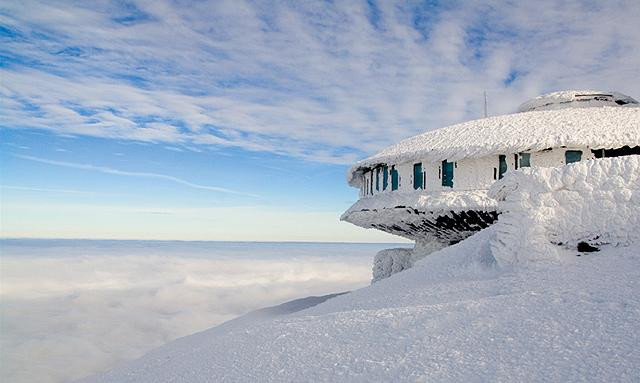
[519,153,531,167]
[441,160,454,187]
[565,150,582,164]
[413,163,423,190]
[382,165,388,190]
[391,166,399,191]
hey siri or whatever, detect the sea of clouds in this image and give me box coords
[0,240,402,383]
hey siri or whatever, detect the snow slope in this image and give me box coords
[84,157,640,382]
[82,230,640,383]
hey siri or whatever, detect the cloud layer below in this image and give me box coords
[3,1,639,163]
[0,240,395,383]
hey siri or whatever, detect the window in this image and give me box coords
[375,168,380,192]
[441,160,454,187]
[519,153,531,167]
[565,150,582,164]
[498,155,507,179]
[391,166,399,191]
[382,165,389,190]
[514,154,519,170]
[413,163,423,190]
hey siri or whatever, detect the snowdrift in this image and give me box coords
[490,155,640,267]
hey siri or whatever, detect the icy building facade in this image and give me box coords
[341,90,640,281]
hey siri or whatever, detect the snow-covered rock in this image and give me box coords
[489,156,640,267]
[371,239,446,283]
[371,248,414,283]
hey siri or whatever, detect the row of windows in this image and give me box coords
[363,165,398,195]
[363,159,455,195]
[362,149,591,196]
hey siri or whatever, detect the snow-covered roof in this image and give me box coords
[348,91,640,187]
[518,90,638,112]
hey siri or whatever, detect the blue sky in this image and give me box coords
[1,0,639,241]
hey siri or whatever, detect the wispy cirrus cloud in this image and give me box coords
[14,154,259,197]
[1,1,639,163]
[0,185,96,194]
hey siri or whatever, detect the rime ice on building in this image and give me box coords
[342,90,640,251]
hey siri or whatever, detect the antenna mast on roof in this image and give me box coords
[483,91,488,118]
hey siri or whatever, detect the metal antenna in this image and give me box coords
[483,91,488,118]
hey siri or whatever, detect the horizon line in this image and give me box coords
[0,236,411,245]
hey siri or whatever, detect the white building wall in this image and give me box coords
[454,156,498,190]
[425,162,440,192]
[396,163,412,192]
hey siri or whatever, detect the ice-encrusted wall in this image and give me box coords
[489,156,640,267]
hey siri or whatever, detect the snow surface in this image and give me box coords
[84,156,640,383]
[348,105,640,186]
[82,231,640,383]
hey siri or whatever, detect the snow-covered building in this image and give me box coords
[342,90,640,249]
